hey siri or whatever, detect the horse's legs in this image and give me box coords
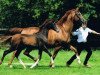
[0,49,14,65]
[52,46,62,60]
[15,49,26,69]
[23,48,37,62]
[49,46,62,67]
[52,42,69,61]
[30,48,42,68]
[69,45,81,64]
[51,44,81,65]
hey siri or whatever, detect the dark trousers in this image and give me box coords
[67,42,92,65]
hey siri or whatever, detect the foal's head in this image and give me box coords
[39,19,59,32]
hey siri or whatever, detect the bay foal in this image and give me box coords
[0,20,59,68]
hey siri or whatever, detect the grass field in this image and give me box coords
[0,48,100,75]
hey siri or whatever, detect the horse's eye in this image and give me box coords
[77,13,81,15]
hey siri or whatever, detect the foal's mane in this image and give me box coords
[39,19,54,28]
[38,19,54,32]
[56,9,76,25]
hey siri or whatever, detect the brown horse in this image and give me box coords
[0,20,59,68]
[5,8,85,67]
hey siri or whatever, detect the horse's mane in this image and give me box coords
[56,9,76,25]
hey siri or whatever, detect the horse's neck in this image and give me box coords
[57,14,74,33]
[62,20,74,33]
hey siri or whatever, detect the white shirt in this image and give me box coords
[73,27,92,43]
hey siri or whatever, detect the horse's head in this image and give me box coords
[40,19,59,32]
[70,8,85,24]
[56,8,85,27]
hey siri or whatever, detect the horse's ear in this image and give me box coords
[76,7,79,11]
[53,21,56,24]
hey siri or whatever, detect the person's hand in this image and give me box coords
[97,33,100,35]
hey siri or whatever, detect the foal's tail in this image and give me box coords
[1,36,12,44]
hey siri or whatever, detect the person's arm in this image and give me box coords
[72,29,79,36]
[91,30,100,35]
[87,28,100,35]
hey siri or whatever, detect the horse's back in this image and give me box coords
[21,27,39,35]
[6,28,23,35]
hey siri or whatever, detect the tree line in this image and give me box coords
[0,0,100,29]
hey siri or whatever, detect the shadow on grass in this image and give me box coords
[0,64,91,70]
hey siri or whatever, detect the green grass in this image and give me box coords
[0,48,100,75]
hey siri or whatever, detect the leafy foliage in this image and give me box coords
[0,0,100,29]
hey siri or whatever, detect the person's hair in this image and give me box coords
[81,21,87,27]
[84,21,87,25]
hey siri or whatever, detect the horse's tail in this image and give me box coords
[1,36,12,44]
[4,28,23,35]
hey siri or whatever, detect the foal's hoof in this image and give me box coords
[51,64,55,68]
[9,65,13,68]
[49,63,55,68]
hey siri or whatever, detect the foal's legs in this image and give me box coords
[30,48,42,68]
[0,48,15,65]
[15,49,26,69]
[8,48,37,67]
[8,51,16,67]
[23,48,37,62]
[24,46,54,68]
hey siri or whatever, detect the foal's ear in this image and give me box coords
[39,24,44,28]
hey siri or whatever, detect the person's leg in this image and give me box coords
[83,43,92,67]
[67,43,83,66]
